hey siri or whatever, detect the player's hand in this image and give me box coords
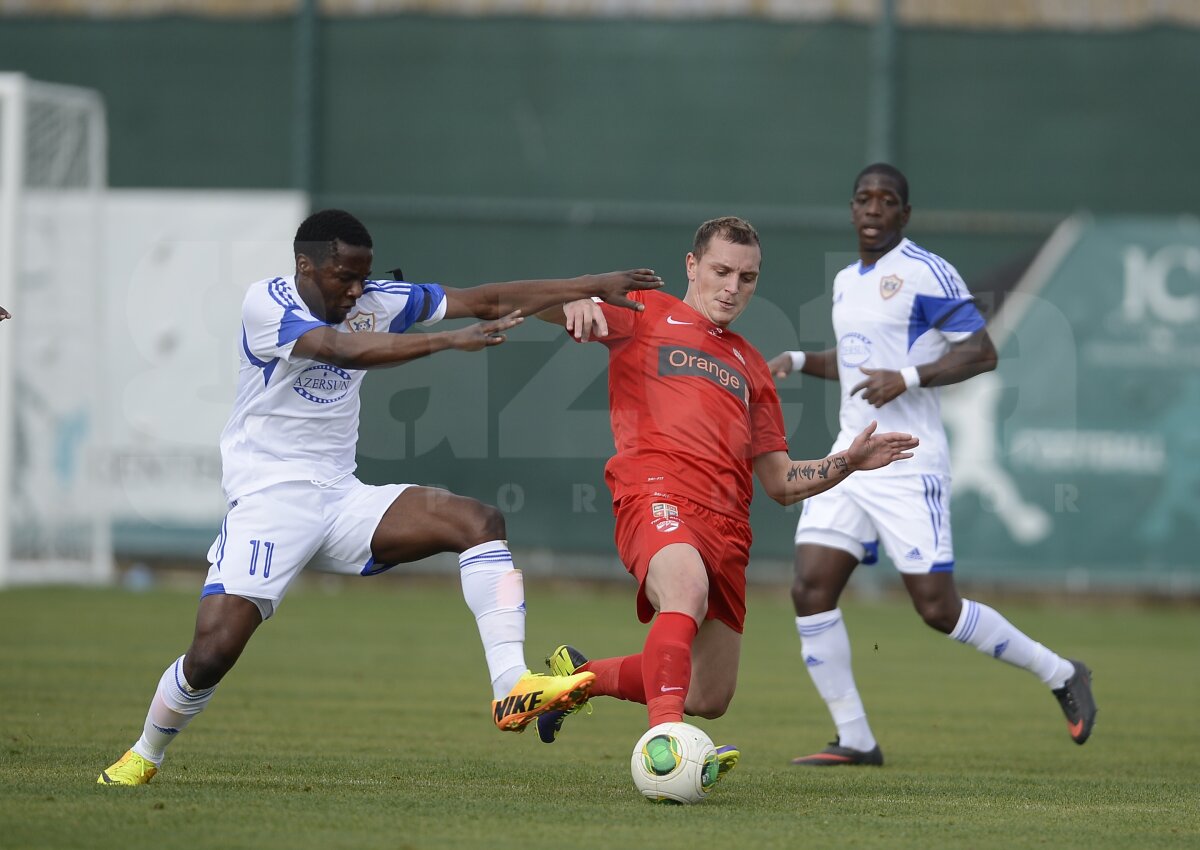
[564,298,608,341]
[592,269,664,312]
[450,310,523,351]
[845,420,918,471]
[767,351,794,380]
[850,366,906,408]
[0,305,10,321]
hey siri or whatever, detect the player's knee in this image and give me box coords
[687,692,732,720]
[790,577,834,616]
[789,578,810,613]
[914,599,958,634]
[182,644,238,690]
[460,500,507,547]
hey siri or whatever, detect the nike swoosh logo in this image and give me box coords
[666,316,693,325]
[659,685,684,692]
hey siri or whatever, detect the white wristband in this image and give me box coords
[788,351,807,373]
[900,365,921,390]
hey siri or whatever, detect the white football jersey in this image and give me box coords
[829,238,985,476]
[219,275,447,501]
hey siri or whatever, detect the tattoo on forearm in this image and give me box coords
[817,458,833,479]
[787,464,816,482]
[832,455,849,474]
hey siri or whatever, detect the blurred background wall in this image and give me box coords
[1,0,1197,591]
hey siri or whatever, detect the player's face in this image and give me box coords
[683,236,761,328]
[297,240,373,325]
[851,174,910,256]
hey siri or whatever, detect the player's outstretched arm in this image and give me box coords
[766,347,839,381]
[441,270,663,321]
[292,311,523,369]
[754,421,918,506]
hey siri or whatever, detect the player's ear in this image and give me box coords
[296,253,313,276]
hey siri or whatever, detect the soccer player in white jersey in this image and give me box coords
[98,209,664,785]
[767,165,1096,766]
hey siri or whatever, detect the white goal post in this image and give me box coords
[0,73,112,587]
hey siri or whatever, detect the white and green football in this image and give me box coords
[630,721,719,804]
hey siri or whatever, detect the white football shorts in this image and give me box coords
[202,476,413,619]
[794,472,954,574]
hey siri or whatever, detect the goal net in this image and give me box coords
[0,74,112,587]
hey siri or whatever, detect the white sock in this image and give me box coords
[459,541,527,700]
[795,609,877,752]
[950,599,1075,688]
[131,655,217,765]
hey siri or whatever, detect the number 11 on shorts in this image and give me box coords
[248,539,275,579]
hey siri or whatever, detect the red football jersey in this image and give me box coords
[585,289,789,519]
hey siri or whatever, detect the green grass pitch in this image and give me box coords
[1,577,1197,849]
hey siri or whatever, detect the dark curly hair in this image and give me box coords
[293,208,373,264]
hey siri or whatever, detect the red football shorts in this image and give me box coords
[613,493,753,633]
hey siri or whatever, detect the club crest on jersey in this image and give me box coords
[346,311,376,333]
[880,274,904,299]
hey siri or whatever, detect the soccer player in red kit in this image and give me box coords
[533,217,919,784]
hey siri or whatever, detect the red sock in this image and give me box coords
[582,655,646,703]
[641,611,699,726]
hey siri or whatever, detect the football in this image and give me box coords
[629,721,719,804]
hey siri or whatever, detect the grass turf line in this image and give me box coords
[0,580,1197,849]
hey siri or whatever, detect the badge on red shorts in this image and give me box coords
[652,502,680,532]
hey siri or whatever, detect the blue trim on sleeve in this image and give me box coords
[388,283,447,333]
[242,326,279,386]
[264,277,324,348]
[908,295,983,349]
[422,286,446,321]
[937,301,985,334]
[277,311,327,346]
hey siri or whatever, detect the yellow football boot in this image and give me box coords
[537,645,594,743]
[97,750,158,785]
[492,669,594,732]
